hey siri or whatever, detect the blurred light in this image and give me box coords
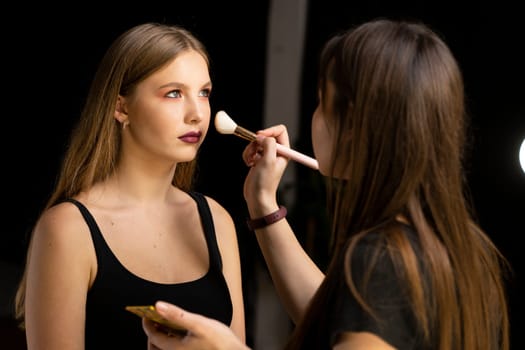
[520,138,525,174]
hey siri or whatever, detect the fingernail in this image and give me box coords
[156,301,168,312]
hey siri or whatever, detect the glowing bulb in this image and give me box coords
[520,138,525,175]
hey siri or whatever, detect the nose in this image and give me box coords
[184,97,205,124]
[186,111,202,124]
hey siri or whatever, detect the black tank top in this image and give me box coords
[65,191,233,349]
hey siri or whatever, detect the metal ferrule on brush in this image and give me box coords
[234,126,257,142]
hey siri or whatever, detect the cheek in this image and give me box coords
[311,110,332,174]
[311,109,321,156]
[128,103,179,143]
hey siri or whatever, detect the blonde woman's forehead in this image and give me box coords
[144,51,211,88]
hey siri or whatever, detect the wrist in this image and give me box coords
[245,199,279,219]
[246,205,287,230]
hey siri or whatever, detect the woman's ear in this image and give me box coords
[114,95,128,123]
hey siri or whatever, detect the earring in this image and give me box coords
[122,121,129,130]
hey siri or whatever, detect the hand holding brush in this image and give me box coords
[214,111,319,170]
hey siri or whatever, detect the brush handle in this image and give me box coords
[275,143,319,170]
[234,126,319,170]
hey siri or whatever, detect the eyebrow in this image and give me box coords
[159,81,212,90]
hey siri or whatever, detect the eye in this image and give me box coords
[166,90,182,98]
[199,88,211,98]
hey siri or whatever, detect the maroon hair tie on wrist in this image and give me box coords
[246,206,287,230]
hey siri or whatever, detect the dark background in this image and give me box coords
[2,1,524,348]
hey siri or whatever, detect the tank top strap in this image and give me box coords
[63,198,101,236]
[187,191,223,271]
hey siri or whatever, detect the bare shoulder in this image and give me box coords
[36,201,83,230]
[27,200,96,299]
[33,201,90,247]
[200,195,236,234]
[201,195,233,220]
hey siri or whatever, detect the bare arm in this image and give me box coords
[242,126,324,323]
[206,196,246,342]
[25,203,94,349]
[249,213,324,323]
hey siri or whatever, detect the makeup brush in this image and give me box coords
[214,110,319,170]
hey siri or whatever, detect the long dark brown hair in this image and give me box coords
[15,22,210,328]
[287,19,510,350]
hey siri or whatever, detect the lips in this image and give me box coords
[179,131,202,143]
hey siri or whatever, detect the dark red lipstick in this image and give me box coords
[179,131,202,143]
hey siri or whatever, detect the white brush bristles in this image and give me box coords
[214,111,237,134]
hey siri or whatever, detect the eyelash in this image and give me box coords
[166,89,211,98]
